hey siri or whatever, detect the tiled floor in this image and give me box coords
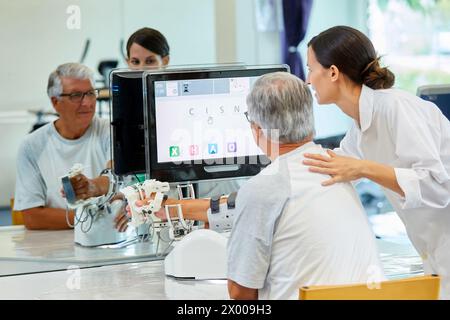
[0,208,12,226]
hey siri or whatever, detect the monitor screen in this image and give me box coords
[144,65,289,183]
[110,70,146,175]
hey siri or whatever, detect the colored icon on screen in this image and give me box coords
[227,142,237,153]
[208,144,218,155]
[189,145,199,156]
[169,146,180,158]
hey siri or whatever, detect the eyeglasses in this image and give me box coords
[59,90,98,103]
[244,111,252,123]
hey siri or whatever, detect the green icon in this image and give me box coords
[169,146,180,157]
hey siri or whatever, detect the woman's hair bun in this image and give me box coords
[362,58,395,89]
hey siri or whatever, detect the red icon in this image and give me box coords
[189,145,199,156]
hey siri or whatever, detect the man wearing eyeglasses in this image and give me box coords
[14,63,128,231]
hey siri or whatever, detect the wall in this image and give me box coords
[215,0,237,64]
[0,0,216,206]
[0,0,369,206]
[0,0,216,113]
[303,0,369,139]
[121,0,216,67]
[235,0,283,65]
[231,0,369,139]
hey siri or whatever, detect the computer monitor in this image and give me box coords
[417,84,450,120]
[110,70,146,175]
[143,65,289,183]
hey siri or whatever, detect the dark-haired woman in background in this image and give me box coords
[126,27,170,69]
[303,26,450,298]
[125,27,245,200]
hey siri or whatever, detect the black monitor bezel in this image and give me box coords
[143,66,289,183]
[110,69,147,176]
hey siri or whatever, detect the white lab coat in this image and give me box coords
[337,85,450,299]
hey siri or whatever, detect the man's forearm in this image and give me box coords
[228,280,258,300]
[164,198,209,221]
[22,207,74,230]
[92,176,110,197]
[164,198,228,222]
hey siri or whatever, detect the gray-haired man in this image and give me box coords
[14,63,127,231]
[227,72,383,300]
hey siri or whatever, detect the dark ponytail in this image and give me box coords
[308,26,395,89]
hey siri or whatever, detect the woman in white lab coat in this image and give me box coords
[303,25,450,298]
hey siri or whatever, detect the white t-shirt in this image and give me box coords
[227,142,384,300]
[14,117,110,211]
[337,85,450,299]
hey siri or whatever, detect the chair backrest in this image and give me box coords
[10,198,24,225]
[299,275,440,300]
[417,84,450,121]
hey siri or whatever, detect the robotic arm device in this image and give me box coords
[119,179,239,279]
[119,179,170,228]
[206,192,237,233]
[120,180,199,245]
[61,164,117,213]
[164,192,238,280]
[61,163,127,246]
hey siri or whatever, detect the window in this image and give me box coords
[368,0,450,93]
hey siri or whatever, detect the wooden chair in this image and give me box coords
[299,275,440,300]
[10,198,24,225]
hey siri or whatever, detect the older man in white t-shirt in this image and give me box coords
[14,63,128,231]
[227,72,384,300]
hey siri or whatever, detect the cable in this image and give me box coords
[65,207,74,228]
[80,207,95,233]
[133,172,142,183]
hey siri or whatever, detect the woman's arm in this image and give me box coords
[303,150,405,196]
[360,159,404,196]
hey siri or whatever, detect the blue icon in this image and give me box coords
[208,144,218,155]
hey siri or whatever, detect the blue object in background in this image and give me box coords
[281,0,313,80]
[0,208,12,226]
[355,179,393,216]
[417,84,450,121]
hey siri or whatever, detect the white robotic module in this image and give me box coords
[119,177,238,280]
[120,181,196,247]
[119,179,170,228]
[164,229,230,280]
[164,193,238,280]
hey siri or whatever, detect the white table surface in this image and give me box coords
[0,260,230,300]
[0,226,167,276]
[0,212,423,300]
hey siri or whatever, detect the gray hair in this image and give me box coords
[247,72,314,144]
[47,63,95,99]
